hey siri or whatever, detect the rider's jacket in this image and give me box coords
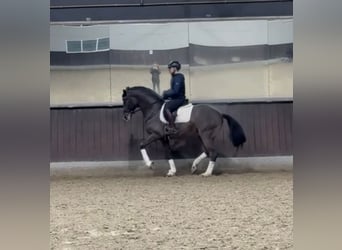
[162,73,185,100]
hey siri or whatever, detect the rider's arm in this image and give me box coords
[162,89,173,99]
[163,75,184,99]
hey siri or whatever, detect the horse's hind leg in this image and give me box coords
[201,152,218,177]
[191,152,207,174]
[191,134,209,174]
[197,131,218,177]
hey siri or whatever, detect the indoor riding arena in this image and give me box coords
[50,1,293,249]
[51,173,292,249]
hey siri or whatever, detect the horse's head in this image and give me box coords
[122,87,138,121]
[122,86,163,121]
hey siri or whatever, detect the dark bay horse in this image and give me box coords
[122,86,246,176]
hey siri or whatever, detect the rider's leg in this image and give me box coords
[164,99,185,134]
[163,106,176,133]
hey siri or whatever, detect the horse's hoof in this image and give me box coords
[147,161,155,170]
[166,171,176,177]
[201,173,212,177]
[191,165,198,174]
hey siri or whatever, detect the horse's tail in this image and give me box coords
[222,114,246,152]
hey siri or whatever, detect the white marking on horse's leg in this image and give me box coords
[166,159,176,176]
[191,152,207,174]
[140,149,153,168]
[201,161,215,177]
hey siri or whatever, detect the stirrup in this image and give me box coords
[164,126,178,135]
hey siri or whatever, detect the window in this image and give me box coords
[97,38,110,51]
[66,40,82,53]
[66,37,110,53]
[82,40,97,52]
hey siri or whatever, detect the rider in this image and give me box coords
[162,60,186,134]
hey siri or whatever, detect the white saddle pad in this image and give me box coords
[160,103,194,124]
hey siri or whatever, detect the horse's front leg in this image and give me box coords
[140,134,160,168]
[162,138,176,177]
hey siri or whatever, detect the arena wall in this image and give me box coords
[50,101,292,162]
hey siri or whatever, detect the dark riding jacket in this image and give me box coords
[162,73,185,100]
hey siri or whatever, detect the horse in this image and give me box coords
[122,86,246,177]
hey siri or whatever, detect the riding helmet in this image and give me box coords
[168,60,181,70]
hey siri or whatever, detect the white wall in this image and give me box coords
[109,23,189,50]
[268,19,293,45]
[50,18,293,105]
[189,20,268,47]
[50,18,293,51]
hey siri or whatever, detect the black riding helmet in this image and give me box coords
[168,60,181,70]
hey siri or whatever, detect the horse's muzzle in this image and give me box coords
[123,112,132,121]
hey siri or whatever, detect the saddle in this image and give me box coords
[160,100,193,124]
[171,99,189,116]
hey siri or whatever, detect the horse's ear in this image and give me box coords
[122,89,127,97]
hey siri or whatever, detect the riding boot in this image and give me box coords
[165,109,178,134]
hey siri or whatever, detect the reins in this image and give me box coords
[129,100,162,115]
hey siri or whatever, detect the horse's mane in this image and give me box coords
[128,86,163,102]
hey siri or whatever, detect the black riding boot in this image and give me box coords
[165,109,178,134]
